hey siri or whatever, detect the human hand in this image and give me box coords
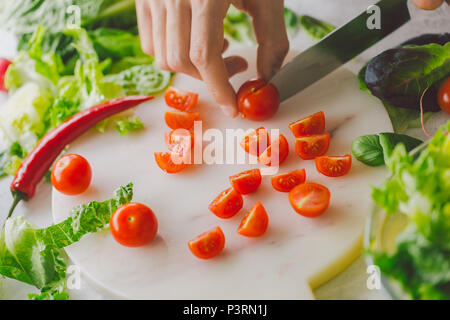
[136,0,289,118]
[412,0,449,10]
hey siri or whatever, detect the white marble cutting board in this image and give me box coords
[52,47,392,299]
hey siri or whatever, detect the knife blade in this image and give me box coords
[270,0,411,102]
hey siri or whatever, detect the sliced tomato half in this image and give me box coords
[165,87,198,111]
[316,154,352,177]
[237,202,269,237]
[165,129,194,157]
[209,187,243,219]
[289,182,330,218]
[154,152,187,174]
[289,111,325,137]
[188,226,225,259]
[164,111,200,130]
[271,169,306,193]
[229,169,262,195]
[294,133,330,160]
[240,127,270,156]
[258,134,289,167]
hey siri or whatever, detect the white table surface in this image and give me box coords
[0,0,449,300]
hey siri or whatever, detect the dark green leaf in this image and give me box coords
[352,134,384,166]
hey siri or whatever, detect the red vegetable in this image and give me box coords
[51,154,92,195]
[8,96,153,218]
[188,226,225,260]
[0,58,12,92]
[164,87,198,111]
[237,79,280,121]
[289,111,325,137]
[289,182,330,217]
[271,169,306,192]
[315,154,352,177]
[237,201,269,237]
[229,169,262,195]
[438,77,450,114]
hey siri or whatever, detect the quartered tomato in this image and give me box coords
[258,134,289,167]
[237,202,269,237]
[438,77,450,114]
[289,182,330,218]
[164,87,198,111]
[188,226,225,259]
[0,58,12,92]
[164,111,200,130]
[271,169,306,192]
[240,127,270,156]
[237,79,280,121]
[209,187,243,219]
[110,202,158,247]
[294,133,330,160]
[316,154,352,177]
[289,111,325,137]
[154,152,187,173]
[165,129,194,156]
[229,169,262,195]
[51,154,92,195]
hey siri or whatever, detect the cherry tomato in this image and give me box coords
[237,79,280,121]
[258,134,289,167]
[188,226,225,259]
[0,58,12,92]
[209,187,243,219]
[154,152,187,173]
[289,111,325,137]
[110,202,158,247]
[238,201,269,237]
[294,133,330,160]
[164,87,198,111]
[51,154,92,195]
[164,111,200,130]
[438,77,450,114]
[240,127,270,156]
[271,169,306,192]
[165,129,194,157]
[229,169,262,195]
[316,154,352,177]
[289,182,330,218]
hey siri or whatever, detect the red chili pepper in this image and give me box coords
[0,57,12,92]
[8,95,153,218]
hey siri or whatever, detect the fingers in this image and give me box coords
[148,1,169,71]
[411,0,444,10]
[136,0,154,55]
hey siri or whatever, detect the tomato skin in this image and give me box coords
[188,226,225,259]
[238,202,269,237]
[294,133,330,160]
[240,127,270,156]
[164,111,199,130]
[164,88,198,111]
[0,58,12,92]
[438,77,450,114]
[229,169,262,195]
[316,154,352,177]
[289,182,330,218]
[258,134,289,167]
[165,129,194,157]
[289,111,325,137]
[51,154,92,195]
[237,79,280,121]
[154,152,187,174]
[110,202,158,247]
[271,169,306,192]
[209,187,243,219]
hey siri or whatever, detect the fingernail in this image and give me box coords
[220,105,238,118]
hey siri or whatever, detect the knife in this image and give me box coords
[270,0,411,102]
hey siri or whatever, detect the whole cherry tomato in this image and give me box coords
[237,79,280,121]
[437,77,450,114]
[51,154,92,195]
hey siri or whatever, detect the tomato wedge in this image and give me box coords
[289,183,330,218]
[188,226,225,259]
[258,134,289,167]
[154,152,187,173]
[209,187,243,219]
[0,58,12,92]
[316,154,352,177]
[164,87,198,111]
[240,127,270,156]
[238,202,269,237]
[271,169,306,193]
[229,169,262,195]
[164,111,200,130]
[289,111,325,137]
[294,133,330,160]
[165,129,194,156]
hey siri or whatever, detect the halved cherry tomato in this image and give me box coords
[165,129,194,157]
[271,169,306,192]
[209,187,243,219]
[289,182,330,218]
[240,127,270,156]
[164,87,198,111]
[316,154,352,177]
[0,58,12,92]
[438,77,450,114]
[258,134,289,167]
[237,79,280,121]
[289,111,325,137]
[164,111,200,130]
[188,226,225,259]
[154,152,187,173]
[294,133,330,160]
[238,201,269,237]
[51,154,92,195]
[229,169,262,195]
[110,202,158,247]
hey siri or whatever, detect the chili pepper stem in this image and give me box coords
[7,193,23,220]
